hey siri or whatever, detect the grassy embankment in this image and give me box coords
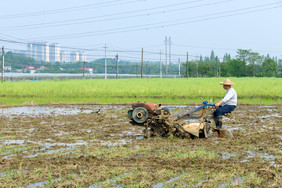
[0,77,281,106]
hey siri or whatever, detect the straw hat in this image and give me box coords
[219,78,235,85]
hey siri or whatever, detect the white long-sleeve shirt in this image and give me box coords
[222,88,237,106]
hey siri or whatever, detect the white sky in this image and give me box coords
[0,0,281,62]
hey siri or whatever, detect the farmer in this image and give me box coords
[213,78,237,129]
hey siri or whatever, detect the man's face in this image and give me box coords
[223,85,231,90]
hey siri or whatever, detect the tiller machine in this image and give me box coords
[128,101,232,139]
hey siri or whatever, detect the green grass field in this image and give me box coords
[0,78,281,106]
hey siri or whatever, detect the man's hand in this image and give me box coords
[215,101,223,108]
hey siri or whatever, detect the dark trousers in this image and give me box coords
[213,105,237,117]
[213,105,236,129]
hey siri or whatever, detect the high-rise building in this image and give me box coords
[27,41,61,62]
[70,51,79,62]
[50,43,60,62]
[27,43,33,57]
[44,42,49,62]
[79,51,86,62]
[37,42,45,62]
[60,51,67,62]
[32,42,38,60]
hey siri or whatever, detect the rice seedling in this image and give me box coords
[0,78,280,105]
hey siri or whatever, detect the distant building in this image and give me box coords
[24,66,35,73]
[25,66,34,70]
[50,43,60,62]
[70,51,79,62]
[27,41,64,63]
[37,42,45,62]
[43,42,49,62]
[36,66,49,71]
[27,43,32,57]
[32,42,38,60]
[4,66,11,72]
[81,68,93,74]
[69,51,86,62]
[86,68,93,74]
[79,51,86,62]
[60,51,67,62]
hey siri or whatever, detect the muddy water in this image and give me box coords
[0,104,281,187]
[0,105,127,116]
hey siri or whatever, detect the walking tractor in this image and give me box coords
[128,101,233,139]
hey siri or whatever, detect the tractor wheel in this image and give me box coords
[132,107,149,124]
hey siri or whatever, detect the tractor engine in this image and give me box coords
[128,102,175,137]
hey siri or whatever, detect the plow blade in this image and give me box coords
[176,122,208,138]
[182,122,204,137]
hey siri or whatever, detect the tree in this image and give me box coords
[204,56,210,62]
[223,53,231,62]
[207,61,217,77]
[198,62,209,77]
[210,50,215,62]
[278,58,282,68]
[219,62,228,77]
[248,52,261,77]
[236,49,251,63]
[183,61,197,77]
[261,58,278,77]
[226,59,246,77]
[199,55,203,62]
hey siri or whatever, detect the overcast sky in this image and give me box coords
[0,0,281,62]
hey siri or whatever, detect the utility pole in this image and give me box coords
[83,61,86,79]
[104,44,107,79]
[116,53,119,79]
[216,56,219,77]
[169,37,172,75]
[219,63,221,77]
[165,36,168,75]
[178,58,181,78]
[196,55,199,78]
[186,52,189,79]
[253,57,255,77]
[136,63,138,78]
[141,48,143,78]
[2,46,4,83]
[146,64,148,78]
[160,50,162,78]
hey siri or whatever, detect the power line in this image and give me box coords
[2,40,202,59]
[173,44,282,54]
[24,2,282,40]
[0,0,145,20]
[4,45,192,63]
[2,39,278,61]
[2,0,231,31]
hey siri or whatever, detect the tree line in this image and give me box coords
[185,49,281,77]
[3,49,282,77]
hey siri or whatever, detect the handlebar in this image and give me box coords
[171,100,218,121]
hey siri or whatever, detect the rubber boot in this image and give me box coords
[215,116,223,129]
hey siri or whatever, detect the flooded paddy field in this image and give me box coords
[0,104,281,187]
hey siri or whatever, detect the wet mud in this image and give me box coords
[0,105,281,187]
